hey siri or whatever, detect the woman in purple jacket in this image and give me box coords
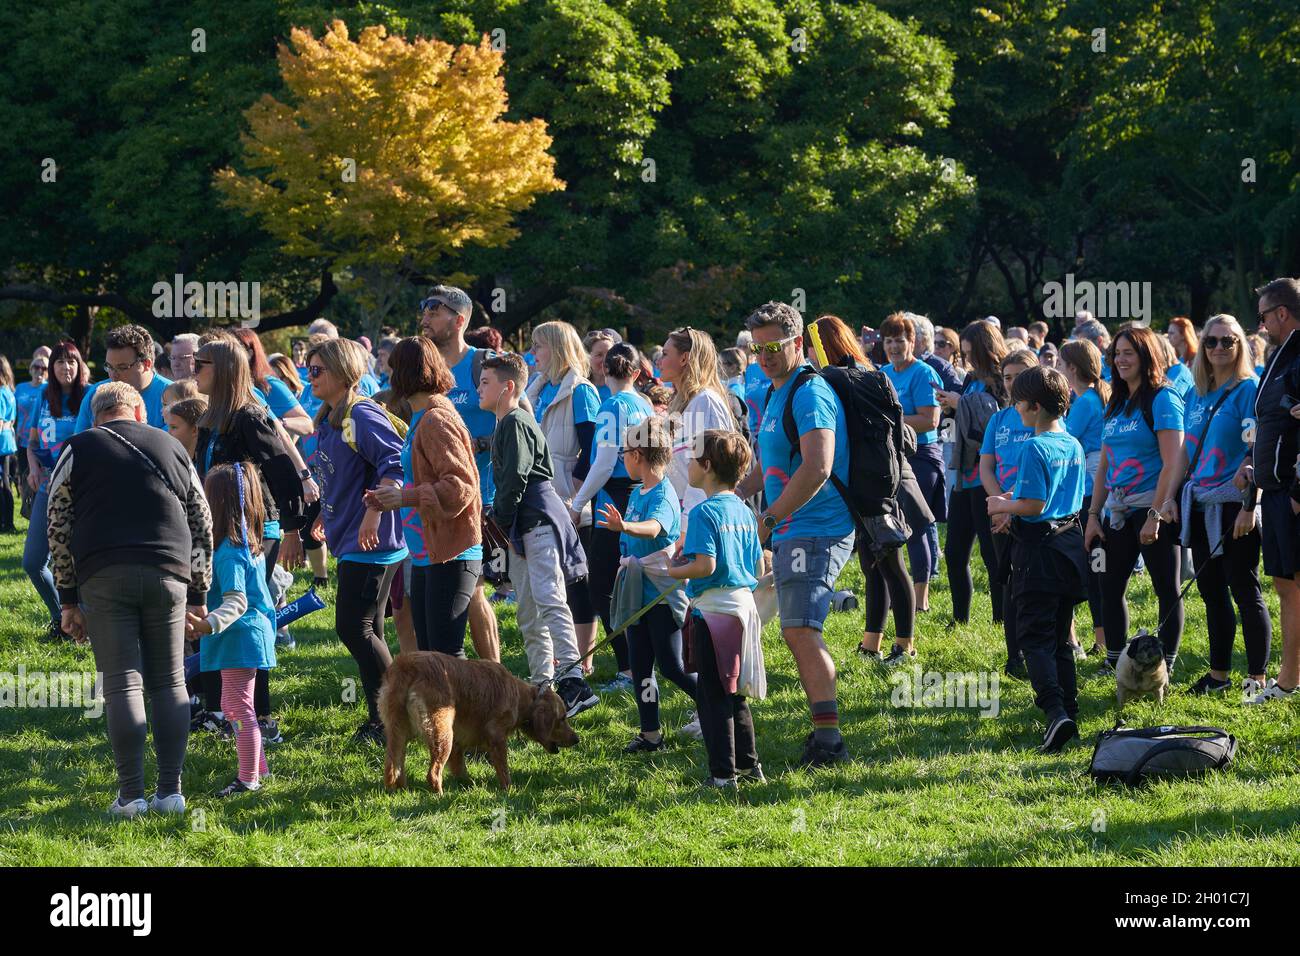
[306,338,408,746]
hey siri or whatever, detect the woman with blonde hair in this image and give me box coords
[525,321,601,676]
[659,327,736,527]
[307,337,408,744]
[1158,314,1270,698]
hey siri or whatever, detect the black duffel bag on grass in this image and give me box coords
[1089,725,1236,785]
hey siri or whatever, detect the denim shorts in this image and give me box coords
[771,533,855,631]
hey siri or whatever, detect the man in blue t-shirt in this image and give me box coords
[987,366,1087,755]
[75,325,172,433]
[736,301,853,769]
[420,284,502,663]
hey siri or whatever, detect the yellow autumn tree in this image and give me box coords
[215,19,564,323]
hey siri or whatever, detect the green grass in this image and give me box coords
[3,511,1300,866]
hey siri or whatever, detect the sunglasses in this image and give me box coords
[1202,335,1238,350]
[307,364,327,379]
[31,364,48,372]
[194,358,213,369]
[749,334,799,355]
[1259,305,1284,323]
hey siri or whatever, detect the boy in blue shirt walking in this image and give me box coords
[987,367,1087,753]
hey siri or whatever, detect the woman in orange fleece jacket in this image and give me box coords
[364,337,482,656]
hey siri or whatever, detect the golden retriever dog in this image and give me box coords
[379,651,579,793]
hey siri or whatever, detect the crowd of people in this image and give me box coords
[5,275,1300,814]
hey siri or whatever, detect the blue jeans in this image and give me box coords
[23,484,59,626]
[772,532,855,631]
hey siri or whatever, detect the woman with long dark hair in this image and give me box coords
[24,339,88,639]
[1084,325,1186,675]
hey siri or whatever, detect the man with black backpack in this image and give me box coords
[736,301,854,768]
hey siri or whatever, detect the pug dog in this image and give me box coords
[1116,630,1168,706]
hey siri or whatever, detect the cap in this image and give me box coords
[420,285,472,318]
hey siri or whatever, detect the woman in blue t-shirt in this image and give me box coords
[880,313,945,614]
[0,356,17,534]
[980,348,1039,674]
[1084,326,1186,673]
[1160,315,1270,698]
[1060,339,1110,655]
[23,340,89,639]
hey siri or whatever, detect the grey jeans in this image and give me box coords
[509,525,582,685]
[81,564,190,801]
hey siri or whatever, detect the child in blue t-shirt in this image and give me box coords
[987,367,1087,755]
[187,463,277,797]
[667,430,763,787]
[598,416,697,753]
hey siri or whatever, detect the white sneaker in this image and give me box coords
[149,792,187,815]
[1246,678,1295,705]
[108,796,149,819]
[1241,677,1266,702]
[679,711,703,739]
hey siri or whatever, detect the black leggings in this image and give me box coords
[1190,503,1271,675]
[567,526,595,626]
[859,535,914,640]
[1079,496,1104,633]
[628,603,697,733]
[691,615,758,779]
[904,447,945,583]
[947,485,1001,623]
[335,559,398,723]
[588,486,633,673]
[992,530,1017,661]
[301,499,323,551]
[1101,516,1182,659]
[0,453,14,531]
[411,559,481,656]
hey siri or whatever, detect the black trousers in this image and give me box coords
[0,453,14,531]
[335,559,399,723]
[691,615,758,779]
[946,485,1002,623]
[1189,503,1271,675]
[1079,496,1103,632]
[1015,587,1078,721]
[858,535,914,639]
[587,485,633,673]
[568,525,595,626]
[992,530,1018,662]
[628,602,697,733]
[1101,516,1182,658]
[411,559,482,657]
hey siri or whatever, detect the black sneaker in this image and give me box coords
[215,778,261,798]
[1004,658,1027,680]
[351,720,386,747]
[1040,715,1077,754]
[556,676,598,718]
[1189,673,1231,696]
[855,644,883,661]
[623,734,664,754]
[190,710,233,739]
[798,732,850,768]
[258,717,284,745]
[1096,657,1117,677]
[882,644,917,668]
[736,763,767,783]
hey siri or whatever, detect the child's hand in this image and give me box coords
[358,507,381,551]
[364,485,402,512]
[597,502,624,532]
[186,612,212,638]
[990,513,1011,534]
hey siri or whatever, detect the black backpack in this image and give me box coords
[1089,725,1237,785]
[767,360,904,522]
[726,389,752,445]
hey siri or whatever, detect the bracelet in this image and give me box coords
[1087,510,1101,518]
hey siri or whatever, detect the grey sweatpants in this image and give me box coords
[81,564,190,801]
[509,525,582,685]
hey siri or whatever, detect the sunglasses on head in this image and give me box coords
[749,334,798,355]
[1202,335,1238,351]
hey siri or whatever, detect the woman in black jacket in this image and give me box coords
[193,335,307,743]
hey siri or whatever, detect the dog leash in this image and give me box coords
[1144,533,1225,640]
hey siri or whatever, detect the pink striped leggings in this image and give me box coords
[221,667,268,784]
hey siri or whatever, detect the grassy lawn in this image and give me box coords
[3,510,1299,867]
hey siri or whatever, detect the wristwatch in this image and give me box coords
[761,512,778,531]
[298,467,312,480]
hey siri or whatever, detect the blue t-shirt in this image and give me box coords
[0,387,16,457]
[75,372,173,434]
[757,366,853,541]
[1185,376,1258,493]
[358,372,381,398]
[744,362,770,391]
[681,491,762,599]
[15,381,42,448]
[262,376,304,421]
[882,360,942,444]
[980,406,1035,493]
[31,388,79,473]
[596,383,612,405]
[592,390,653,514]
[1014,430,1086,522]
[621,476,681,606]
[1166,362,1195,403]
[400,408,433,567]
[745,376,770,435]
[1065,387,1105,456]
[449,348,497,503]
[727,379,745,407]
[1102,387,1184,497]
[535,380,599,426]
[202,540,277,672]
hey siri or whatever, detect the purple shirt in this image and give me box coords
[313,400,406,557]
